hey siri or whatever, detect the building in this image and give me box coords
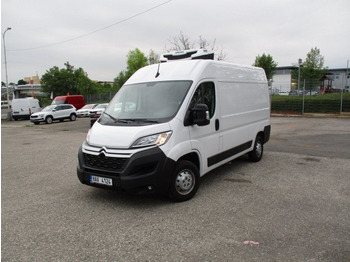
[23,75,41,85]
[326,68,350,92]
[14,84,45,98]
[271,66,350,94]
[271,66,297,93]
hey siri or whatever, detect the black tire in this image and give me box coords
[46,116,53,124]
[249,135,264,162]
[70,114,76,121]
[168,160,200,202]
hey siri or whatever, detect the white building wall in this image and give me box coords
[271,74,292,93]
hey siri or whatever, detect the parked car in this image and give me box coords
[304,90,318,96]
[289,90,298,96]
[1,100,10,108]
[77,104,98,117]
[30,104,77,124]
[277,91,289,96]
[89,103,108,118]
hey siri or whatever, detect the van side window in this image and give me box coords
[189,82,215,118]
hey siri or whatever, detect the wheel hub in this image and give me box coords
[175,170,194,195]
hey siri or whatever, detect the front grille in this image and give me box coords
[31,115,38,118]
[84,153,128,171]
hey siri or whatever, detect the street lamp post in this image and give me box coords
[297,58,302,95]
[346,60,349,91]
[2,27,12,113]
[342,60,349,114]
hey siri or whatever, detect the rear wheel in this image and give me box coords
[168,160,200,202]
[46,116,53,124]
[249,135,264,162]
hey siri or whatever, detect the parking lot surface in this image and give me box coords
[1,117,350,261]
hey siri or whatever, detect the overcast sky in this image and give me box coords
[1,0,349,84]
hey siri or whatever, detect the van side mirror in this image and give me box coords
[184,103,210,126]
[90,118,97,127]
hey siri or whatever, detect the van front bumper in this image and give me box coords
[77,146,175,195]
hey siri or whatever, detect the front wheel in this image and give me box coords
[70,114,76,121]
[168,160,200,202]
[249,135,264,162]
[46,116,53,124]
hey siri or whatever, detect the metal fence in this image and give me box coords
[271,93,350,114]
[84,92,117,104]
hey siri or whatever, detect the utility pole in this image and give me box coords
[2,27,12,113]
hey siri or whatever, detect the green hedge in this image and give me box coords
[271,93,350,113]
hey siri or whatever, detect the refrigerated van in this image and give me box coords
[77,58,271,202]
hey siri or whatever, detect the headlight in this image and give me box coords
[131,131,172,148]
[86,129,91,144]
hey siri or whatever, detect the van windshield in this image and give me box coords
[52,100,64,105]
[99,81,192,125]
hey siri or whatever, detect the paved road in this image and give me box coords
[1,117,350,261]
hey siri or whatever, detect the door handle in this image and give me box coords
[215,119,220,131]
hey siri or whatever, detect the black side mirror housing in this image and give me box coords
[184,103,210,126]
[90,118,97,127]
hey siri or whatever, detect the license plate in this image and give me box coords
[90,175,113,186]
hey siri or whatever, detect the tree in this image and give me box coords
[148,49,160,65]
[126,48,148,75]
[165,31,195,51]
[41,62,97,96]
[253,53,278,83]
[292,47,327,90]
[18,79,28,85]
[165,31,227,60]
[114,48,148,88]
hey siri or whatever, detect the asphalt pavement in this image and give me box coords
[1,117,350,261]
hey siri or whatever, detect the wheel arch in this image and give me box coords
[177,152,200,173]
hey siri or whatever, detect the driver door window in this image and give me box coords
[189,82,216,118]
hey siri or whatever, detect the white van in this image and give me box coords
[77,52,271,201]
[11,98,41,120]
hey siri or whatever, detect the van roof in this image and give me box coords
[125,60,267,85]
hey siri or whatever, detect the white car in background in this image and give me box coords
[77,104,97,117]
[30,104,77,124]
[89,103,108,118]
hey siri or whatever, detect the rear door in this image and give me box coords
[61,105,72,118]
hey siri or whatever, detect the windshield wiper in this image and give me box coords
[103,112,118,123]
[116,119,135,124]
